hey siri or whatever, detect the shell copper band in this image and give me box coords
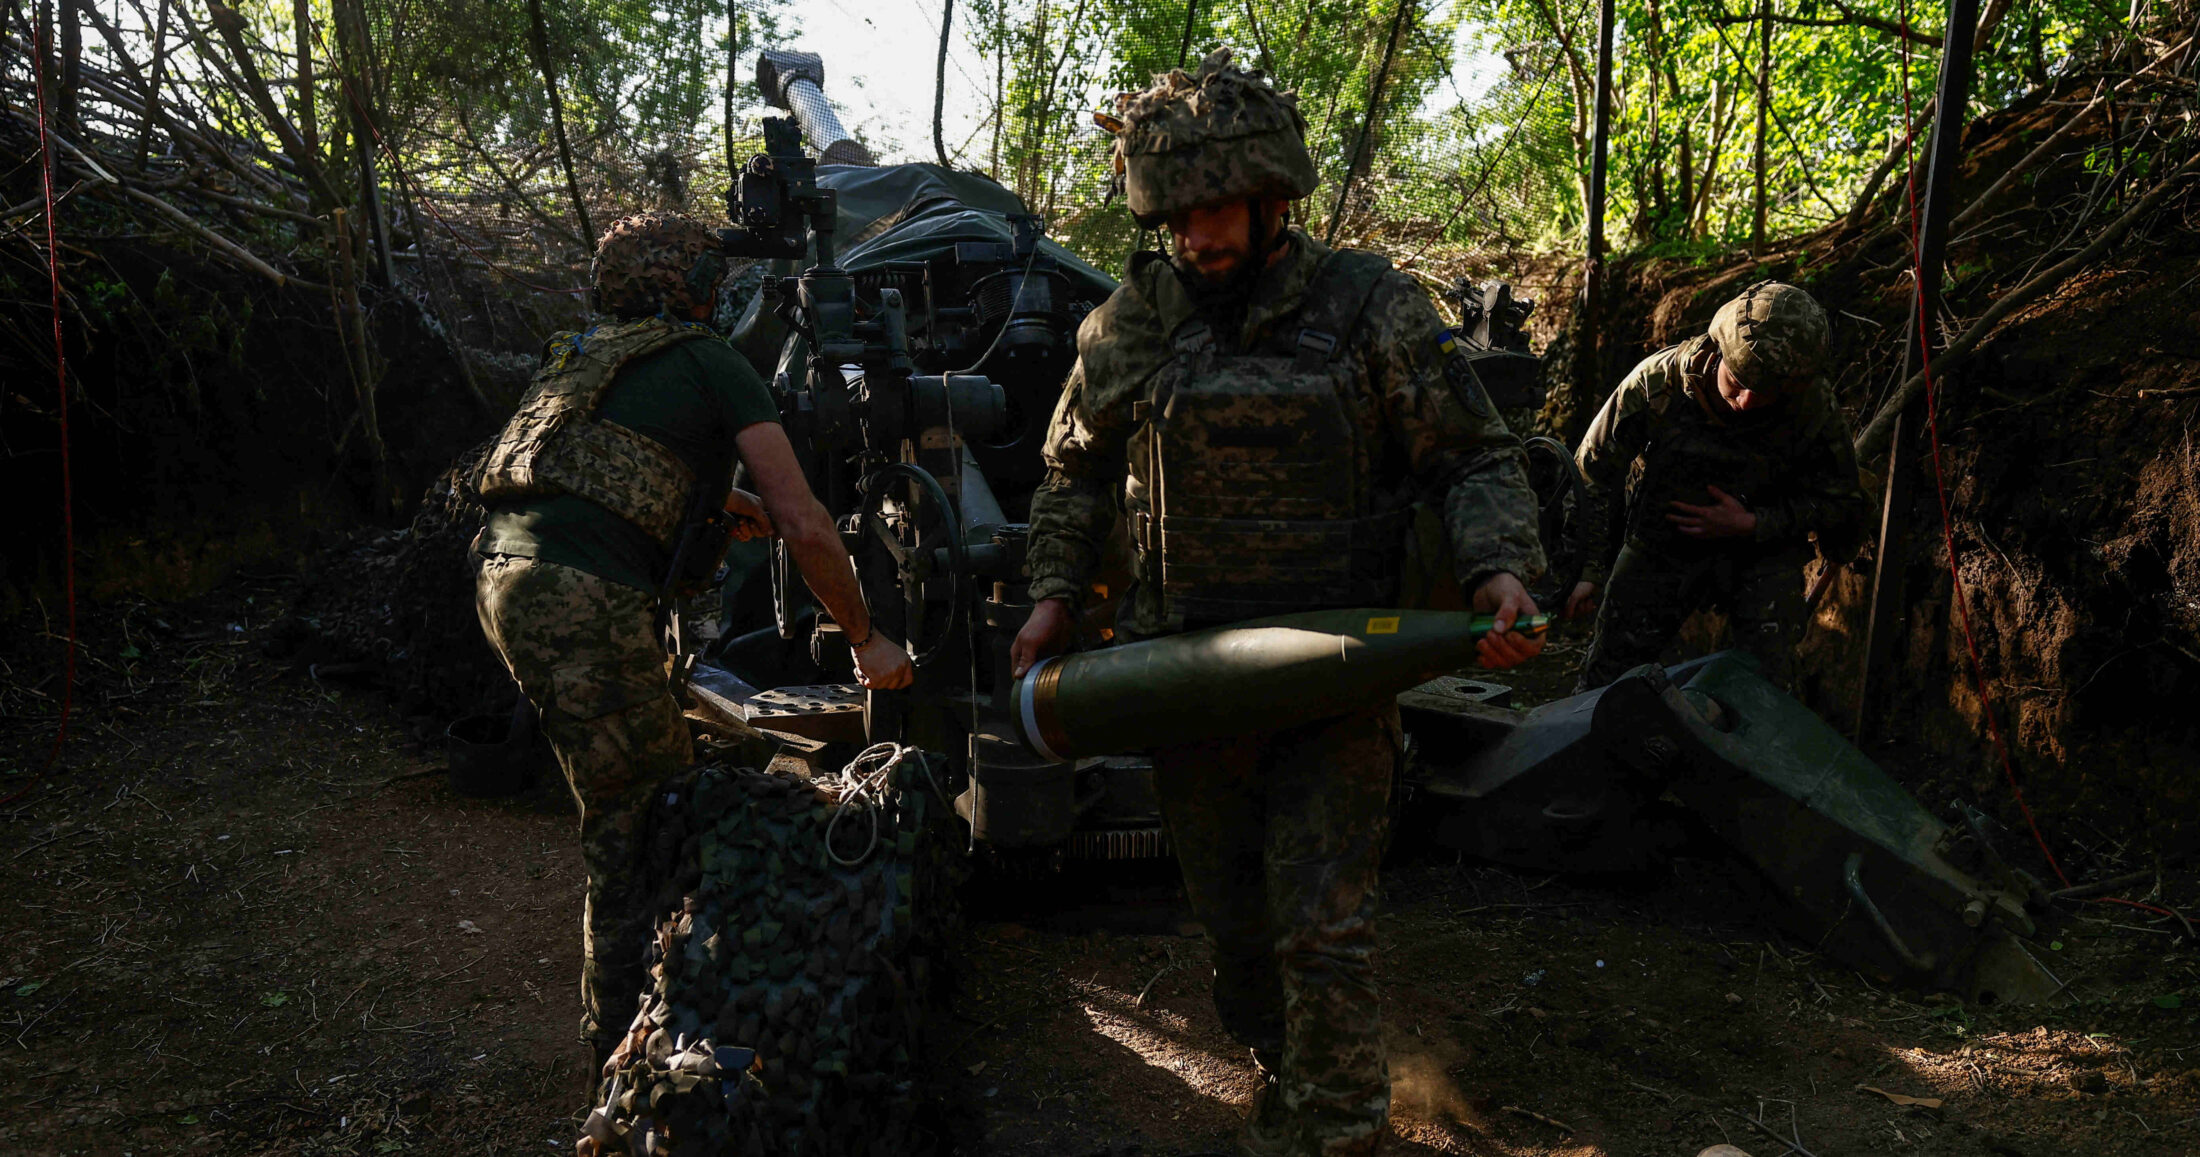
[1018,656,1072,763]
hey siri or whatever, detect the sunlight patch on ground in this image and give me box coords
[1073,977,1258,1107]
[1389,1043,1478,1126]
[1882,1024,2144,1102]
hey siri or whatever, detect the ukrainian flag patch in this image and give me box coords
[1436,329,1460,355]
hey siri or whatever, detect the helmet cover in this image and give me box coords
[1708,280,1829,389]
[1109,49,1318,228]
[591,212,722,318]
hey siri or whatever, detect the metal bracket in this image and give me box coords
[1845,852,1938,974]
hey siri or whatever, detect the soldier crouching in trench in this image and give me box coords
[468,212,913,1075]
[1012,51,1548,1157]
[1564,280,1869,693]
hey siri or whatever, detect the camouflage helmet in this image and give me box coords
[1708,280,1829,389]
[591,211,724,318]
[1107,49,1318,228]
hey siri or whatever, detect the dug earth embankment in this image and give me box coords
[1544,78,2200,861]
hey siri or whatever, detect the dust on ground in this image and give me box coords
[2,581,2195,1156]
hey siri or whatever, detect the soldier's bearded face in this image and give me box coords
[1166,199,1290,286]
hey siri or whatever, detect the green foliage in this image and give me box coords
[960,0,2134,273]
[175,0,2146,280]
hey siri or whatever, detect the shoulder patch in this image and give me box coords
[1443,349,1495,419]
[1436,328,1461,356]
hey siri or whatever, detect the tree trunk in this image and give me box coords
[526,0,594,251]
[133,0,173,168]
[32,0,52,127]
[293,0,316,158]
[1677,105,1695,228]
[990,2,1003,179]
[332,208,393,514]
[58,0,78,134]
[1751,0,1770,254]
[453,102,586,248]
[1692,77,1735,238]
[934,0,953,167]
[204,1,344,210]
[335,0,395,285]
[724,0,740,175]
[1527,0,1593,217]
[1325,0,1414,245]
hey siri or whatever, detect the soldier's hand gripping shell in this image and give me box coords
[1009,597,1076,678]
[1472,571,1545,669]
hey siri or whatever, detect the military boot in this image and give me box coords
[1240,1048,1290,1157]
[582,1014,623,1084]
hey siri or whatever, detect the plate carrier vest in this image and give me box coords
[1629,339,1792,552]
[1127,248,1409,623]
[474,317,716,547]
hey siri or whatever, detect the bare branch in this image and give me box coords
[1708,7,1939,49]
[1856,148,2200,460]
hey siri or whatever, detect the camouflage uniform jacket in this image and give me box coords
[1026,228,1545,634]
[1572,335,1868,586]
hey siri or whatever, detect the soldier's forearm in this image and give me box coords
[778,497,874,643]
[1443,460,1548,591]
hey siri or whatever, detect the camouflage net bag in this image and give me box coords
[580,746,963,1157]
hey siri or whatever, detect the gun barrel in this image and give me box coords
[756,49,877,167]
[1013,609,1549,761]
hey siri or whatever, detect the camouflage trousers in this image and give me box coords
[1153,705,1396,1157]
[474,553,690,1054]
[1575,539,1809,693]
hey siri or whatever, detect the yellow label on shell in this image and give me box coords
[1365,616,1400,635]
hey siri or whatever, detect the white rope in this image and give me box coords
[823,741,923,866]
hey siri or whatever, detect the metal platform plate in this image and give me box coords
[745,683,867,744]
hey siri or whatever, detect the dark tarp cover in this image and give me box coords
[818,163,1117,300]
[729,162,1119,377]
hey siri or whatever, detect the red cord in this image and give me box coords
[1892,3,2185,928]
[4,18,75,810]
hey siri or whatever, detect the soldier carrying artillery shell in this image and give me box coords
[470,211,913,1075]
[1564,280,1870,692]
[1010,50,1547,1157]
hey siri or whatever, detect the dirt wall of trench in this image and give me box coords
[1544,84,2200,857]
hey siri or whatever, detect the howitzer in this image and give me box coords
[1443,278,1543,409]
[697,95,1125,859]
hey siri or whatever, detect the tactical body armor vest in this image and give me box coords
[1628,339,1787,552]
[475,318,715,547]
[1127,249,1408,623]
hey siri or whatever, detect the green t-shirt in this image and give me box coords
[478,333,782,593]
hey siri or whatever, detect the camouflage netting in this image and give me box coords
[272,437,514,721]
[583,751,964,1156]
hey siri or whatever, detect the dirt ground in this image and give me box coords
[3,579,2196,1156]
